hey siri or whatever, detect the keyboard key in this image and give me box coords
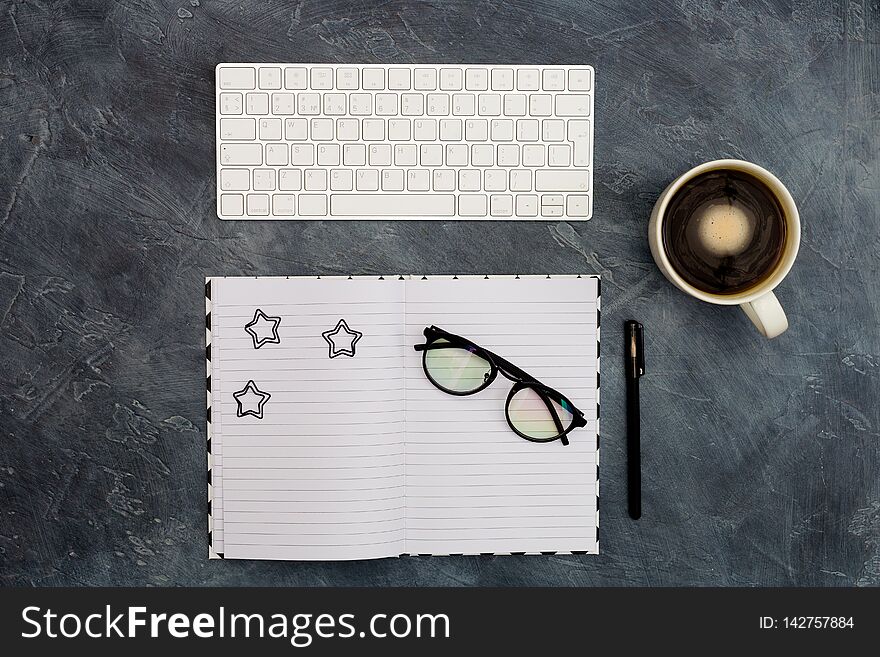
[279,169,302,191]
[253,169,276,191]
[331,169,353,191]
[522,144,545,167]
[272,92,295,115]
[490,194,513,216]
[291,143,314,165]
[336,67,359,89]
[510,169,532,191]
[420,144,443,166]
[504,94,527,116]
[219,67,255,90]
[220,193,244,215]
[343,144,366,166]
[542,119,565,142]
[369,144,392,166]
[298,194,328,216]
[413,118,437,141]
[401,94,424,115]
[490,119,513,141]
[298,93,320,115]
[459,194,487,216]
[548,144,571,167]
[542,69,565,90]
[220,118,255,140]
[446,143,468,166]
[220,169,249,191]
[458,169,480,191]
[349,93,372,115]
[440,68,463,91]
[471,144,494,167]
[284,67,307,89]
[219,92,243,114]
[273,194,295,215]
[536,170,588,192]
[362,118,385,141]
[484,169,506,191]
[336,119,359,141]
[387,119,411,141]
[221,143,262,165]
[382,169,404,191]
[433,169,456,191]
[246,193,270,215]
[310,67,333,89]
[414,68,437,90]
[465,68,488,90]
[259,118,282,141]
[318,143,340,166]
[497,144,519,166]
[375,93,398,115]
[517,119,539,142]
[427,93,450,116]
[567,195,590,217]
[355,169,379,190]
[388,68,411,90]
[311,118,333,141]
[266,143,288,165]
[407,169,430,191]
[555,94,590,117]
[259,67,282,89]
[529,94,552,116]
[362,68,385,90]
[285,118,308,140]
[491,68,514,91]
[246,93,269,115]
[452,94,476,116]
[516,68,539,91]
[465,119,488,141]
[394,144,417,166]
[331,194,454,216]
[568,68,592,91]
[478,94,501,116]
[323,93,347,115]
[439,119,462,141]
[516,194,538,216]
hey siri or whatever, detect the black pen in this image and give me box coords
[624,320,645,519]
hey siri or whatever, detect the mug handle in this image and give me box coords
[740,292,788,338]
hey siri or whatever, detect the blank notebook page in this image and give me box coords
[403,276,599,555]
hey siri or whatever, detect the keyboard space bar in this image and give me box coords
[331,194,455,217]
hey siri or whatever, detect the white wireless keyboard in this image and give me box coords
[215,64,594,220]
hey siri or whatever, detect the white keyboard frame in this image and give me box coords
[215,63,594,221]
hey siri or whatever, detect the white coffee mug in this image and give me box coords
[648,159,800,338]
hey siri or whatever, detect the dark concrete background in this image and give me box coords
[0,0,877,586]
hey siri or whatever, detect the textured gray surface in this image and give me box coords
[0,0,877,587]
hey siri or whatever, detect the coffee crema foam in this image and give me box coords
[662,170,787,296]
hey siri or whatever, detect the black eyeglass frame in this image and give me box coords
[413,326,588,446]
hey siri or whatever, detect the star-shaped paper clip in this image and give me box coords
[233,380,271,419]
[321,318,363,358]
[244,309,281,349]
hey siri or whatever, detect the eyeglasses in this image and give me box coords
[413,326,587,445]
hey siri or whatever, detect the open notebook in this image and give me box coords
[206,275,600,560]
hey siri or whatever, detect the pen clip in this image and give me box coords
[625,320,645,377]
[635,323,645,376]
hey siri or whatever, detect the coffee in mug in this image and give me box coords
[649,160,801,339]
[661,170,787,295]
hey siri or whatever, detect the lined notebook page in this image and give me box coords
[403,276,599,555]
[210,277,406,560]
